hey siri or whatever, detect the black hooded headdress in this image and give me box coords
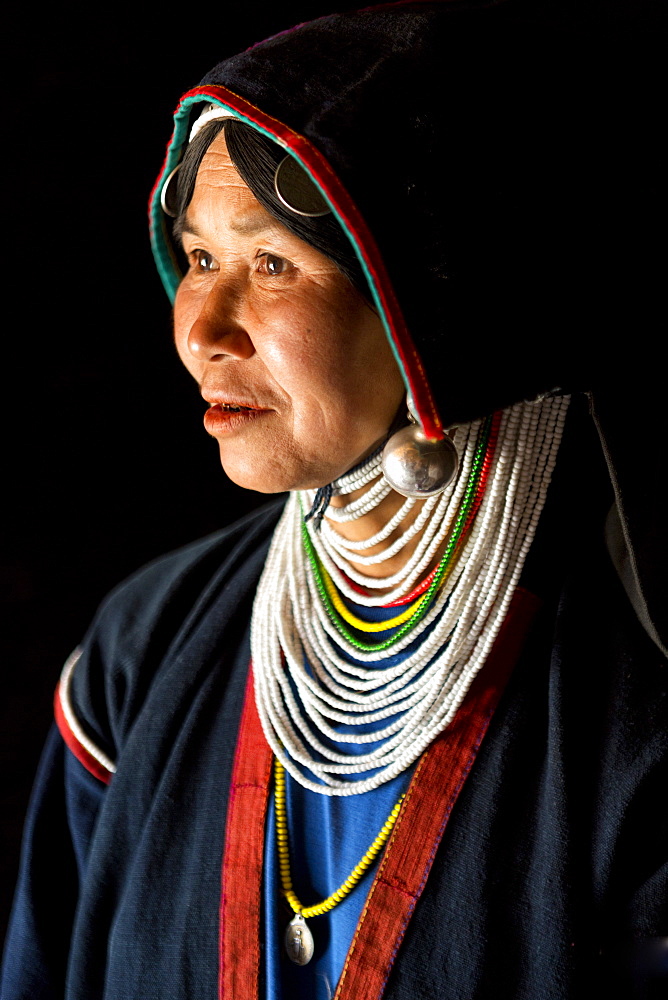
[150,0,665,652]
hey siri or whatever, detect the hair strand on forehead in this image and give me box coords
[173,118,371,301]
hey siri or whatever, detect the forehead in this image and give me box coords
[188,131,259,213]
[182,132,307,246]
[183,133,292,250]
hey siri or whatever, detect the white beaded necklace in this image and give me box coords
[251,396,569,795]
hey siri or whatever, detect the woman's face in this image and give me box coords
[173,131,405,493]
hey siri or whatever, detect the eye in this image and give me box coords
[258,253,292,276]
[191,249,218,273]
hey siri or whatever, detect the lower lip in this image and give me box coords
[203,404,270,434]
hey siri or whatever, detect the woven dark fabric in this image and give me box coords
[2,406,666,998]
[193,2,659,419]
[189,0,665,653]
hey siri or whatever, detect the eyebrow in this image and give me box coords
[178,214,278,242]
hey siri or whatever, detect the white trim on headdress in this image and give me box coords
[189,103,241,143]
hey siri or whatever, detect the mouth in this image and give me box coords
[218,402,257,412]
[202,391,268,410]
[202,400,271,435]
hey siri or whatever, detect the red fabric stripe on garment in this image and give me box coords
[218,587,540,999]
[53,686,112,785]
[333,585,540,999]
[219,667,273,1000]
[172,84,443,441]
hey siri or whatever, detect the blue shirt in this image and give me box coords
[262,593,427,999]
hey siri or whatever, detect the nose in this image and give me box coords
[185,278,255,362]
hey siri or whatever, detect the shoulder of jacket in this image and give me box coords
[54,498,284,780]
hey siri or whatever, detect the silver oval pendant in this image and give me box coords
[381,425,459,498]
[285,913,315,965]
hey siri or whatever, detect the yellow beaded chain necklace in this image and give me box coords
[274,758,405,965]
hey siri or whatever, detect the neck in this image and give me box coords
[325,478,438,584]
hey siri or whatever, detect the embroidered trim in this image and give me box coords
[54,648,116,784]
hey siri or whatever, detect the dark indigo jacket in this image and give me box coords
[3,402,666,998]
[3,2,667,997]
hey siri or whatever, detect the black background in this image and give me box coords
[1,0,365,943]
[1,0,663,952]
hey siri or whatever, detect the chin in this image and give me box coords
[220,465,288,495]
[217,449,299,495]
[216,444,343,495]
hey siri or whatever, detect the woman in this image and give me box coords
[3,3,666,998]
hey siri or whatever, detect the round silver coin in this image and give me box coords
[274,155,331,217]
[160,163,181,218]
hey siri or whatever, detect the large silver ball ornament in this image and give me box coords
[381,426,459,498]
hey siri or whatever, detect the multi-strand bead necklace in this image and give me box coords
[251,396,570,796]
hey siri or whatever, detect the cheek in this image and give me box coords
[173,285,198,373]
[259,298,401,437]
[258,308,349,406]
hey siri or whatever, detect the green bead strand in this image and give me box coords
[301,416,492,653]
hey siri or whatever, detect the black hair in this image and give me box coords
[173,118,370,300]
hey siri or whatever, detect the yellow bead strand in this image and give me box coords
[320,564,427,633]
[274,758,405,919]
